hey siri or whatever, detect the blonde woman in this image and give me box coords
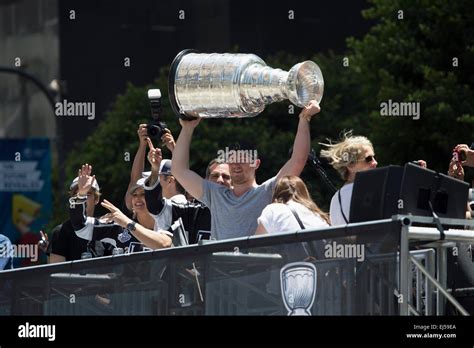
[320,131,377,225]
[255,175,329,235]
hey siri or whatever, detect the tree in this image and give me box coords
[346,0,474,175]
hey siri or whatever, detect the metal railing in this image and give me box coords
[397,215,474,316]
[0,216,472,316]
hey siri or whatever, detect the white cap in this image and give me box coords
[128,177,147,194]
[159,159,172,176]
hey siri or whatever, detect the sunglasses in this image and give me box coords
[364,155,376,163]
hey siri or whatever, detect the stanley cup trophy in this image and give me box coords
[280,262,317,316]
[168,50,324,119]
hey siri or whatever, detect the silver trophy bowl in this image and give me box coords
[169,50,324,119]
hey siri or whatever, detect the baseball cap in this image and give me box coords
[69,177,100,192]
[128,177,147,194]
[159,159,172,176]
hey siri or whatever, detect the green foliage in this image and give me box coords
[56,0,473,225]
[346,0,474,173]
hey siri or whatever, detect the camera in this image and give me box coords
[146,89,168,139]
[146,120,168,139]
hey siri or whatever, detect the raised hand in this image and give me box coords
[453,144,474,167]
[77,164,96,196]
[137,124,148,146]
[299,100,321,122]
[146,138,162,171]
[161,129,176,152]
[178,117,201,130]
[101,199,132,228]
[416,160,427,169]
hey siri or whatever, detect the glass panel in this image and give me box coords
[0,221,400,315]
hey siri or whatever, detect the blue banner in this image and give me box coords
[0,138,52,266]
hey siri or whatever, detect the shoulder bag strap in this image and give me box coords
[338,189,349,224]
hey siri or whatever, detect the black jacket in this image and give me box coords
[69,196,137,255]
[145,180,211,244]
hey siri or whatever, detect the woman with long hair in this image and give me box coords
[255,175,329,235]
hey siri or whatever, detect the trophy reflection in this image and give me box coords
[280,262,317,316]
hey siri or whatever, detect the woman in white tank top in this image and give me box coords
[320,131,378,225]
[256,175,329,235]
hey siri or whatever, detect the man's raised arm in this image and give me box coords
[171,118,205,200]
[276,100,321,181]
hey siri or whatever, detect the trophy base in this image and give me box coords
[288,308,312,316]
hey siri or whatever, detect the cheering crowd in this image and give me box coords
[2,100,472,267]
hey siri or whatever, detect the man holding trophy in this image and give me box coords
[170,50,324,240]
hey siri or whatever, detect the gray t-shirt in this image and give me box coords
[200,177,277,240]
